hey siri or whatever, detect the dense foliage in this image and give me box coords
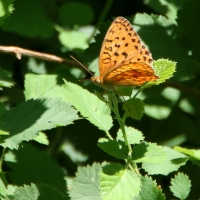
[0,0,199,199]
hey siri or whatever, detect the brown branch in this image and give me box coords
[0,45,82,69]
[1,45,200,99]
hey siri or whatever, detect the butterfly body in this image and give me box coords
[91,16,158,89]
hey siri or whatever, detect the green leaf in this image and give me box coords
[0,124,9,135]
[69,163,101,200]
[0,177,7,197]
[142,147,188,175]
[0,98,79,149]
[88,57,99,76]
[7,183,69,200]
[133,176,166,200]
[0,67,14,88]
[6,185,15,196]
[27,58,47,74]
[24,74,66,100]
[170,173,191,200]
[97,138,128,159]
[5,144,66,193]
[100,163,141,200]
[94,91,107,103]
[1,0,54,38]
[123,98,145,120]
[144,0,183,23]
[58,30,89,50]
[116,126,144,145]
[116,87,133,96]
[6,183,39,200]
[174,146,200,167]
[0,0,14,26]
[145,59,176,87]
[33,132,49,145]
[132,143,166,163]
[175,146,200,160]
[152,59,176,85]
[63,80,113,131]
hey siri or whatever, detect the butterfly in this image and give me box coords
[91,16,158,90]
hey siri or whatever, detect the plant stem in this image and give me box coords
[105,130,113,140]
[108,93,132,156]
[0,148,6,171]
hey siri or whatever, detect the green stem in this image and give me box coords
[133,87,143,98]
[108,93,132,156]
[0,148,6,171]
[133,83,149,98]
[105,130,113,140]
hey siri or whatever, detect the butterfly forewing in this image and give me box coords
[92,16,158,87]
[99,17,154,77]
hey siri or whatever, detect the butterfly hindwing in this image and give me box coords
[104,63,158,86]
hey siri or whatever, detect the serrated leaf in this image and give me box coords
[6,183,39,200]
[4,144,66,193]
[6,183,68,200]
[34,132,49,145]
[97,138,128,159]
[0,98,79,149]
[63,80,113,131]
[142,147,188,175]
[152,59,176,85]
[36,184,69,200]
[170,173,191,200]
[6,185,15,196]
[123,98,144,120]
[117,126,144,145]
[69,163,101,200]
[132,143,166,163]
[24,74,65,100]
[0,67,14,88]
[133,176,166,200]
[100,163,141,200]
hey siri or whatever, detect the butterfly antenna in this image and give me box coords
[70,55,93,76]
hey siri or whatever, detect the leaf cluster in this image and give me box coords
[0,0,200,199]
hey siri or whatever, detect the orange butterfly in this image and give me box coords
[91,16,158,89]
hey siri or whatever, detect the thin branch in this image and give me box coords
[1,45,200,99]
[0,45,81,69]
